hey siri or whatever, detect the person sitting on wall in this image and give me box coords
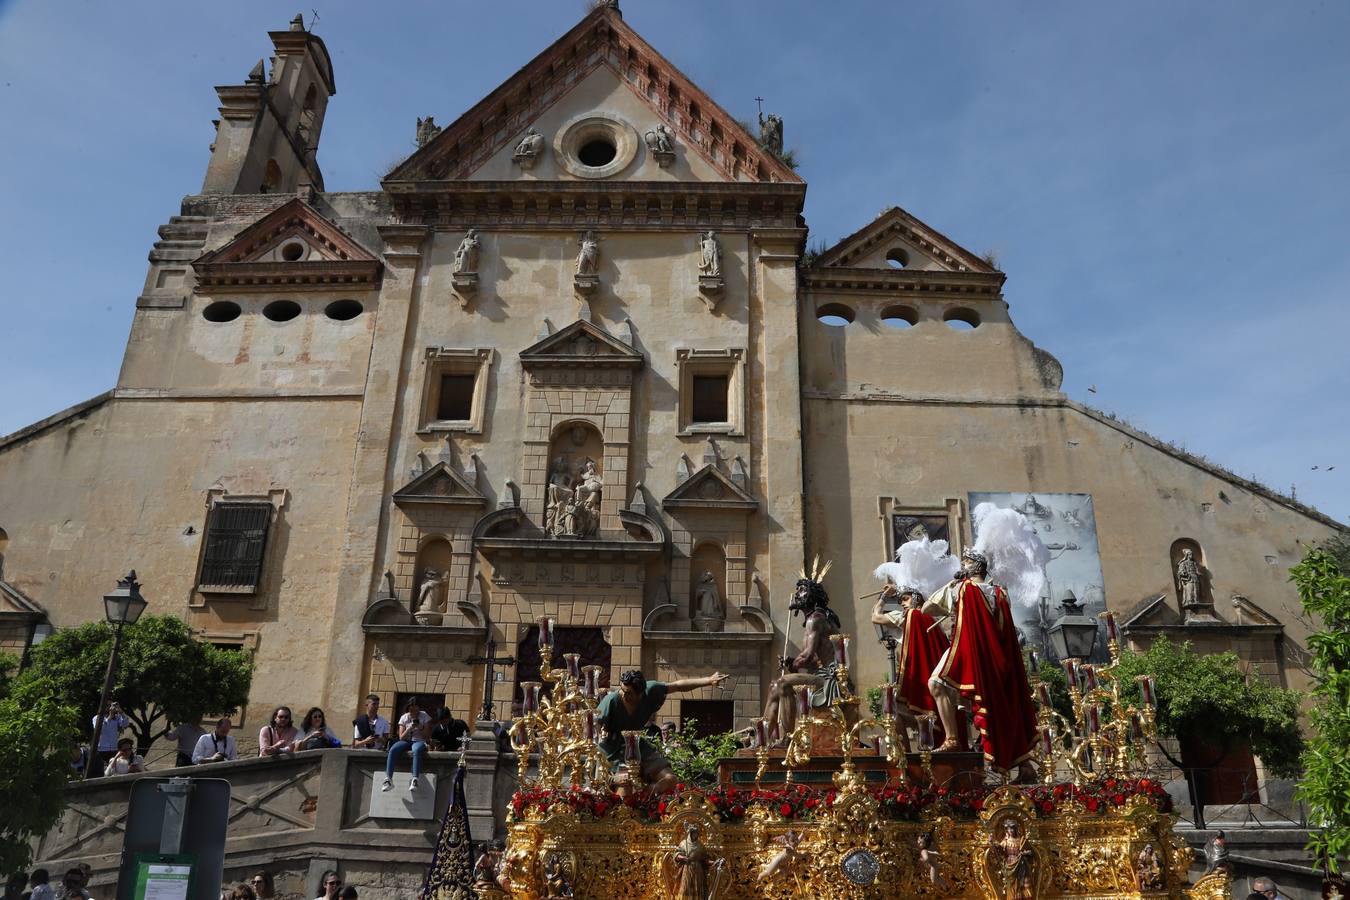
[382,697,432,792]
[430,706,469,752]
[191,717,238,765]
[258,706,299,757]
[104,737,146,776]
[295,707,342,751]
[596,669,729,794]
[352,694,389,751]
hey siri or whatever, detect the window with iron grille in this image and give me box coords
[198,502,272,592]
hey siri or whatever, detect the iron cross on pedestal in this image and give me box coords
[466,639,516,723]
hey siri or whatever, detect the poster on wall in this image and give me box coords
[967,491,1109,662]
[890,513,951,549]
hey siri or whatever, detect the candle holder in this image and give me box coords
[504,641,610,793]
[752,718,771,786]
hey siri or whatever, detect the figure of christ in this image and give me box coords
[759,575,859,745]
[667,823,722,900]
[595,669,729,794]
[870,586,957,750]
[927,548,1039,780]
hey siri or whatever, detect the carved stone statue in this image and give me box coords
[545,455,574,537]
[415,568,447,625]
[1135,843,1164,891]
[416,116,441,148]
[663,823,723,900]
[758,111,784,157]
[644,123,675,166]
[698,231,721,278]
[692,571,724,632]
[576,231,600,276]
[1177,548,1201,609]
[513,127,545,168]
[453,229,481,275]
[987,818,1035,900]
[573,457,603,538]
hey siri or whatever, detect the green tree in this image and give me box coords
[1112,637,1303,797]
[1290,544,1350,872]
[0,651,78,873]
[662,720,743,787]
[14,615,253,753]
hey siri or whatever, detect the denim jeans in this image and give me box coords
[384,740,427,778]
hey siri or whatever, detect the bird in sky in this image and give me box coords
[1087,385,1097,393]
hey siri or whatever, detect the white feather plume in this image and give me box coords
[972,502,1050,608]
[873,536,960,599]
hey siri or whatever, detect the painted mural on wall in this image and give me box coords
[968,491,1109,662]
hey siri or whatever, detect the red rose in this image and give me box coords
[1040,800,1055,814]
[805,798,819,809]
[657,801,668,816]
[1105,778,1117,790]
[779,803,793,817]
[936,787,948,797]
[730,804,745,818]
[1113,793,1126,806]
[1139,778,1152,789]
[1086,798,1099,812]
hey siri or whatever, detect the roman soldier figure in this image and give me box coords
[870,585,960,748]
[928,547,1038,779]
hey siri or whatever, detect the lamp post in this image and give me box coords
[1047,590,1098,662]
[85,571,148,778]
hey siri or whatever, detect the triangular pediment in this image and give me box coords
[0,581,45,621]
[393,462,486,508]
[662,464,757,511]
[193,199,382,292]
[384,7,799,185]
[814,206,997,274]
[519,320,644,369]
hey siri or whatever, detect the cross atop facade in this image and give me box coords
[466,639,516,723]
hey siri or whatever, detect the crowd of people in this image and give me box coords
[77,695,471,781]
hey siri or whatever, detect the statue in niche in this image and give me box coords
[573,457,603,538]
[692,570,724,632]
[415,116,441,148]
[987,818,1035,900]
[1135,843,1164,892]
[644,123,675,155]
[513,127,545,167]
[544,455,574,538]
[453,229,480,275]
[575,231,600,276]
[758,111,784,156]
[415,568,447,625]
[1177,548,1202,609]
[544,851,574,899]
[698,231,721,278]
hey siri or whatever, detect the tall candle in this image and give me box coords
[753,718,769,748]
[1037,683,1053,709]
[564,652,582,679]
[882,685,895,717]
[1101,611,1118,643]
[583,709,596,741]
[1087,705,1101,735]
[582,665,602,698]
[1040,726,1054,756]
[1082,665,1098,692]
[522,682,542,713]
[1137,675,1155,707]
[796,685,811,717]
[621,730,641,763]
[918,714,935,751]
[887,649,898,685]
[1062,658,1078,687]
[1028,649,1041,673]
[1129,712,1143,741]
[830,634,849,669]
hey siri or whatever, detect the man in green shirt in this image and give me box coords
[596,668,729,793]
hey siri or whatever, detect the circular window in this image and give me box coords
[578,138,617,167]
[324,299,364,321]
[554,114,639,179]
[202,301,241,323]
[263,300,302,322]
[281,242,305,262]
[944,307,980,330]
[815,303,855,327]
[885,248,909,269]
[879,305,918,328]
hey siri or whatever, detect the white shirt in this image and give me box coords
[191,731,238,764]
[93,712,130,751]
[104,753,145,776]
[354,714,390,744]
[397,711,432,743]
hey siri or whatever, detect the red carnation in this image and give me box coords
[805,798,819,809]
[1040,800,1055,814]
[657,801,668,816]
[1085,798,1099,812]
[731,804,745,818]
[779,803,794,817]
[1139,778,1152,789]
[1113,793,1126,806]
[1104,778,1117,790]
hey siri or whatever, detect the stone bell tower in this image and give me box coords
[200,13,336,195]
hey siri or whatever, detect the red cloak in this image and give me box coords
[896,606,956,746]
[936,581,1037,774]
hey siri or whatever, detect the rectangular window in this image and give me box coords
[680,699,735,738]
[691,375,729,424]
[198,503,272,592]
[436,374,476,421]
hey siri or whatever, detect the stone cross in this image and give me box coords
[466,639,517,723]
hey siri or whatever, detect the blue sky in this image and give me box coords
[0,1,1347,522]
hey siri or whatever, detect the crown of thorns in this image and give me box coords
[961,548,989,567]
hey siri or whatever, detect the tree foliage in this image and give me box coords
[0,652,78,873]
[14,615,253,753]
[1291,544,1350,872]
[1112,637,1303,779]
[662,720,743,788]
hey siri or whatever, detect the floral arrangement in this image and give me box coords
[508,778,1171,824]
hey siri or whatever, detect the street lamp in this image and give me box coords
[85,571,148,778]
[1047,590,1098,661]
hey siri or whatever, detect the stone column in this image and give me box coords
[321,225,430,711]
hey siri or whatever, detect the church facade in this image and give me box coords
[0,5,1341,799]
